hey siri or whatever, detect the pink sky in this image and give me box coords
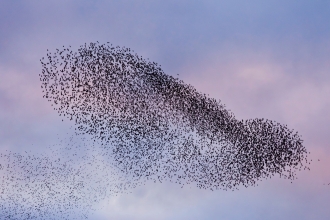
[1,1,330,219]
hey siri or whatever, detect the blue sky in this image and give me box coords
[1,1,330,219]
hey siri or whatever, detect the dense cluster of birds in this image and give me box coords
[0,42,309,219]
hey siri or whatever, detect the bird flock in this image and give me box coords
[0,42,309,219]
[0,135,140,219]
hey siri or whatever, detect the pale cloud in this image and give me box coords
[180,50,330,126]
[0,66,51,118]
[278,80,330,125]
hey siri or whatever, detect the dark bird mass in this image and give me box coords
[0,42,309,219]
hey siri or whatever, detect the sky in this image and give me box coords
[0,0,330,219]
